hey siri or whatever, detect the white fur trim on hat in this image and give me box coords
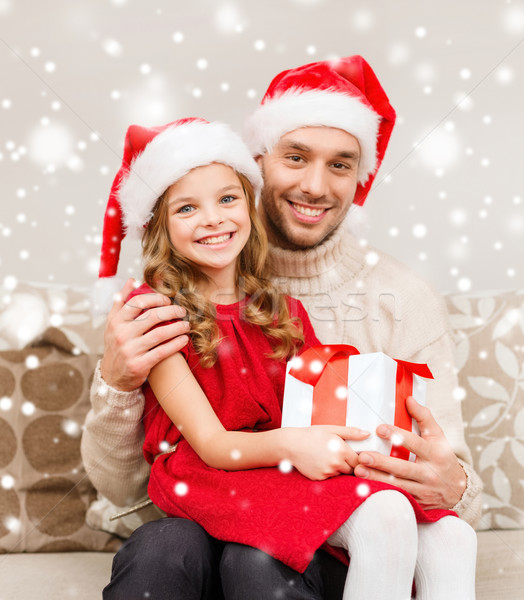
[119,121,263,238]
[91,276,126,317]
[243,88,381,185]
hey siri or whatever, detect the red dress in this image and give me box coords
[132,284,455,573]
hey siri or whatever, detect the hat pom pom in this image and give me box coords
[345,203,369,239]
[92,276,126,317]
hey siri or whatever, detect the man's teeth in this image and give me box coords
[198,233,231,245]
[291,203,325,217]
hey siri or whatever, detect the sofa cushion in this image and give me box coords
[0,551,114,600]
[475,529,524,598]
[0,280,105,355]
[0,327,121,553]
[446,289,524,530]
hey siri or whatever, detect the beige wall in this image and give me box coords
[1,0,523,292]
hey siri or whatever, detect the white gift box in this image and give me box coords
[281,345,433,461]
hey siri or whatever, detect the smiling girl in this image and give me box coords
[98,118,474,600]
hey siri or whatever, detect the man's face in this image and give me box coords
[257,126,360,250]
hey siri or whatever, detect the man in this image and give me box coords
[82,55,482,599]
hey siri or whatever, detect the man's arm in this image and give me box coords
[81,362,151,507]
[81,279,190,507]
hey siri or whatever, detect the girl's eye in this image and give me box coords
[220,195,236,204]
[177,205,194,214]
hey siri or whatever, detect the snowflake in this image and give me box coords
[457,278,472,292]
[388,43,410,65]
[25,355,39,369]
[1,474,15,489]
[353,10,374,31]
[502,5,524,35]
[103,38,122,57]
[158,440,170,452]
[4,516,21,534]
[452,387,466,401]
[62,419,81,438]
[309,359,323,374]
[97,383,108,397]
[412,224,427,239]
[335,386,347,400]
[279,459,293,474]
[214,3,244,34]
[174,482,188,496]
[289,356,303,370]
[356,482,370,497]
[327,438,343,452]
[390,432,404,447]
[0,397,13,411]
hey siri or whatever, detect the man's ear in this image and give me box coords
[255,154,263,166]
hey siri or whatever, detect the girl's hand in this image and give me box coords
[281,426,370,480]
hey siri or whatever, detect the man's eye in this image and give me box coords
[178,205,194,214]
[287,155,303,163]
[332,162,348,170]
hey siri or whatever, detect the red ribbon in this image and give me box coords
[288,345,434,460]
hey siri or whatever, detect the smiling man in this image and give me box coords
[240,53,480,520]
[83,56,482,600]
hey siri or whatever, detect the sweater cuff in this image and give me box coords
[451,459,483,525]
[93,359,145,409]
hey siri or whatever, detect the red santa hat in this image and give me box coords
[243,55,396,206]
[95,118,263,312]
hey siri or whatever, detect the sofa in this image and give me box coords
[0,280,523,599]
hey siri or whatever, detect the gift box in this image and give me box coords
[281,344,434,461]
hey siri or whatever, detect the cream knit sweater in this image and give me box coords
[81,223,482,527]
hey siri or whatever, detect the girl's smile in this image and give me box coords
[195,231,236,246]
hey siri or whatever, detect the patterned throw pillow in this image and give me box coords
[0,327,121,553]
[445,289,524,531]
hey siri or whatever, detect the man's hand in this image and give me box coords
[353,396,467,509]
[99,279,190,392]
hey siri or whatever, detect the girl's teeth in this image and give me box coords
[199,233,231,245]
[292,203,324,217]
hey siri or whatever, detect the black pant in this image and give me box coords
[103,518,346,600]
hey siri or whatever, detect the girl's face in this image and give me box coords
[165,163,252,284]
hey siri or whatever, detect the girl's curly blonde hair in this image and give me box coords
[141,169,304,367]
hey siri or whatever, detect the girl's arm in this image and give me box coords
[148,352,369,480]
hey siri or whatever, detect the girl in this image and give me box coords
[99,118,476,599]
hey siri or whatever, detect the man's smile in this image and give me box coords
[288,200,329,223]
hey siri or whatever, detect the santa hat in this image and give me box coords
[95,118,263,312]
[243,55,396,206]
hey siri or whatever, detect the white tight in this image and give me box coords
[327,490,477,600]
